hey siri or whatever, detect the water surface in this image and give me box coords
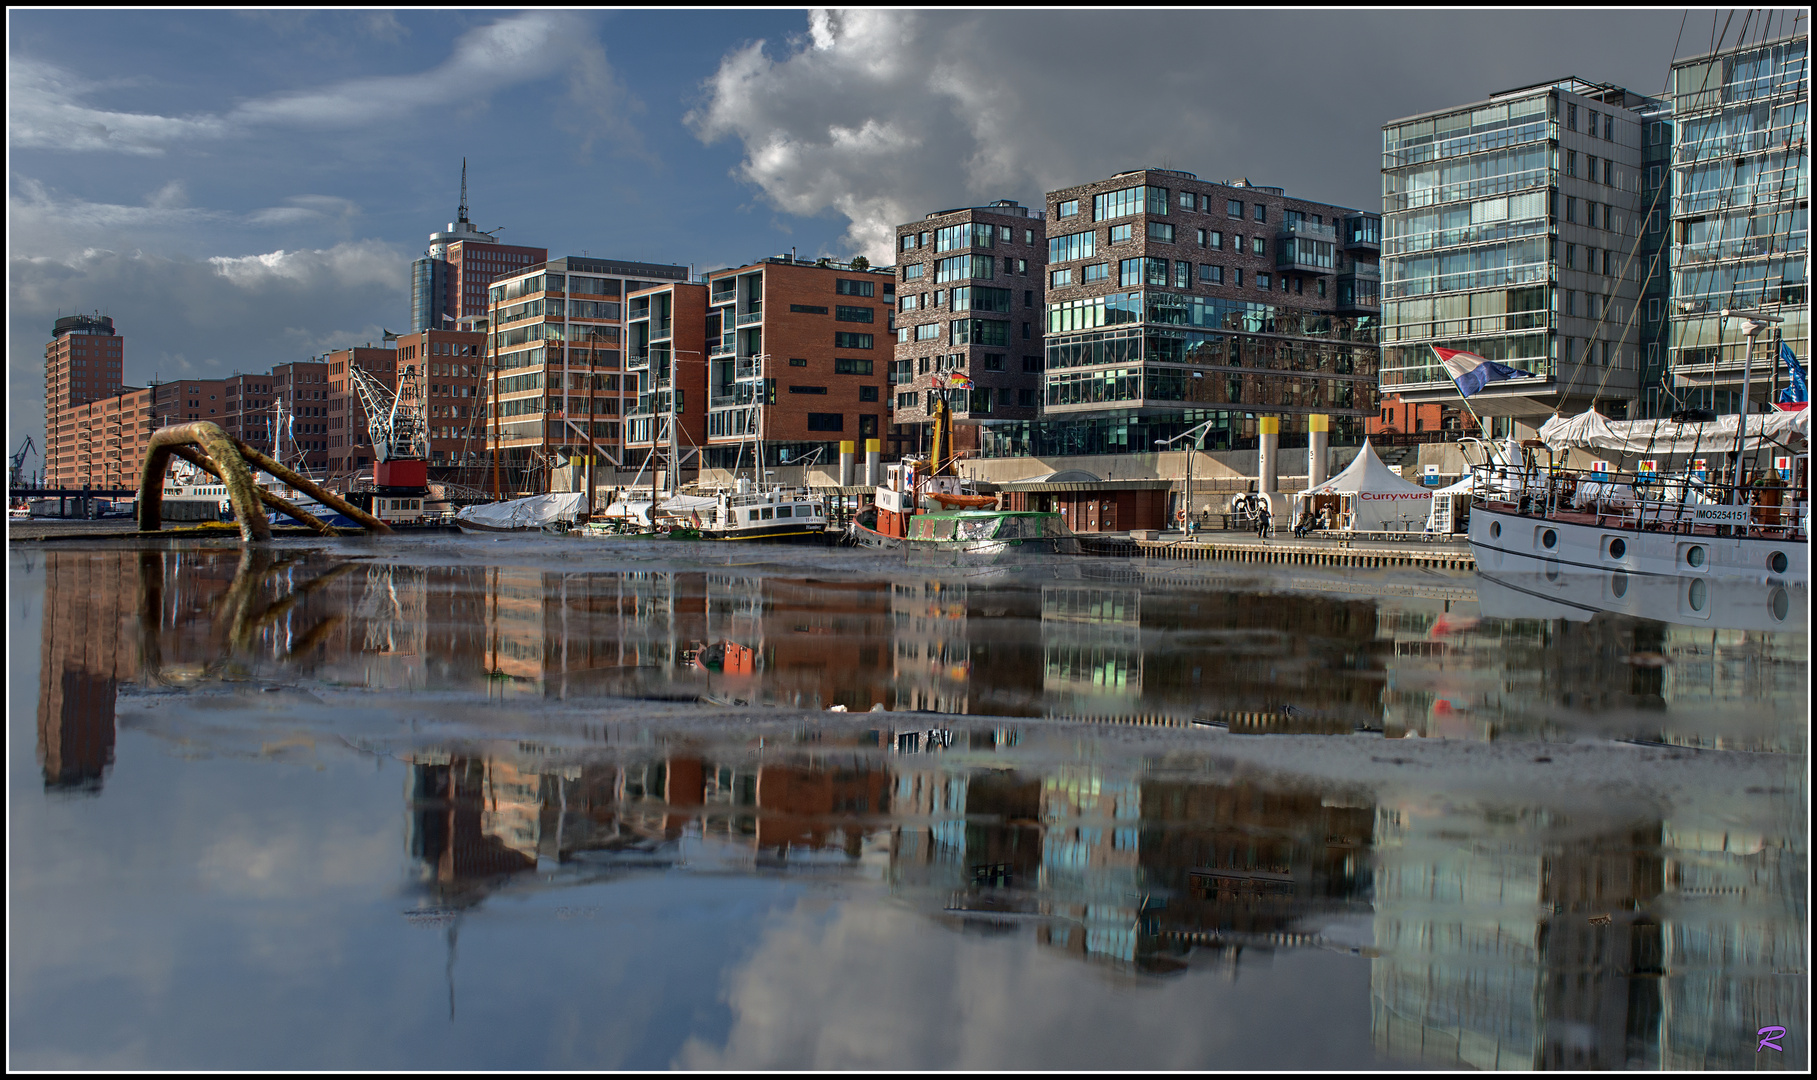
[9,538,1806,1069]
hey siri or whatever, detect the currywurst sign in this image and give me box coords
[1692,505,1750,525]
[1356,492,1435,500]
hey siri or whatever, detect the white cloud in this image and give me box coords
[8,57,227,155]
[10,13,628,154]
[228,12,597,130]
[9,179,368,262]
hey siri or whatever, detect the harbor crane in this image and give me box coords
[347,361,430,488]
[9,436,36,489]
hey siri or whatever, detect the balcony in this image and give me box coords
[1276,220,1336,244]
[708,340,735,358]
[626,354,650,371]
[1343,214,1382,252]
[736,310,764,327]
[1276,235,1336,274]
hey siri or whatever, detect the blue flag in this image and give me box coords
[1779,340,1807,404]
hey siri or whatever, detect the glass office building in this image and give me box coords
[1665,33,1809,413]
[1380,80,1660,426]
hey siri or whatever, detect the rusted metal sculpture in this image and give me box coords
[136,421,392,540]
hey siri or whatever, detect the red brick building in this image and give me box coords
[42,315,127,487]
[1365,394,1481,440]
[394,329,490,480]
[892,200,1047,459]
[701,256,896,471]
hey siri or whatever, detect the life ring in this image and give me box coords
[1176,510,1186,524]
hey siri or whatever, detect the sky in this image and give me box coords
[7,7,1794,462]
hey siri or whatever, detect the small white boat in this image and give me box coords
[455,492,587,534]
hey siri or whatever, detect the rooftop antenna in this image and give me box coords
[457,158,469,225]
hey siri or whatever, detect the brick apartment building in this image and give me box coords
[625,281,710,484]
[393,329,490,476]
[983,168,1381,458]
[701,256,897,471]
[486,256,690,494]
[42,315,127,487]
[324,346,401,479]
[892,199,1046,460]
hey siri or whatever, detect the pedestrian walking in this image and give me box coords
[1255,501,1271,539]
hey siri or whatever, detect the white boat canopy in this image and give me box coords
[1538,407,1810,457]
[455,491,586,530]
[1296,439,1434,531]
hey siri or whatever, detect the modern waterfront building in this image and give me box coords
[1664,32,1809,413]
[892,200,1046,458]
[986,168,1380,458]
[1379,79,1660,429]
[701,256,897,471]
[485,256,690,492]
[625,281,710,487]
[410,162,548,332]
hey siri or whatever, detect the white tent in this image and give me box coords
[1296,440,1434,532]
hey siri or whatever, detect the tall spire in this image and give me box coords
[457,158,469,225]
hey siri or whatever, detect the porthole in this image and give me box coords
[1768,550,1788,575]
[1688,578,1707,612]
[1769,586,1789,621]
[1610,571,1629,599]
[1541,528,1557,549]
[1685,545,1705,568]
[1490,521,1501,539]
[1608,537,1625,560]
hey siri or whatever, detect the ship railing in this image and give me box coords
[1469,462,1807,542]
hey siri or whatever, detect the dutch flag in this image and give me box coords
[1432,345,1540,397]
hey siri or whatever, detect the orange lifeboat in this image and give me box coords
[928,492,998,510]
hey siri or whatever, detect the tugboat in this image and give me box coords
[848,375,1079,558]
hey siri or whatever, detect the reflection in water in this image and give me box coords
[22,547,1809,1069]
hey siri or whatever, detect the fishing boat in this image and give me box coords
[847,378,1079,557]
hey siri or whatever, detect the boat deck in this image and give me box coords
[1477,500,1807,542]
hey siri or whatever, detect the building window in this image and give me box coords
[836,278,875,297]
[1083,262,1109,283]
[1016,259,1027,274]
[1058,199,1079,217]
[790,304,829,314]
[1227,199,1243,218]
[835,305,874,323]
[1567,102,1577,131]
[1018,388,1039,407]
[914,323,940,341]
[1178,191,1197,210]
[1207,230,1223,250]
[899,294,920,312]
[1253,204,1266,223]
[1604,114,1613,140]
[789,385,828,395]
[834,332,874,349]
[1251,237,1266,256]
[1022,355,1042,372]
[897,391,917,409]
[1565,198,1577,224]
[1199,264,1223,284]
[1051,268,1073,288]
[1566,150,1577,177]
[1256,272,1271,290]
[902,263,923,280]
[807,413,844,431]
[1109,223,1134,244]
[1232,268,1242,287]
[834,357,874,375]
[1048,230,1096,263]
[1173,260,1190,288]
[1025,229,1035,245]
[1147,222,1175,243]
[859,385,879,401]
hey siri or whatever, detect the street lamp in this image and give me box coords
[1155,417,1220,533]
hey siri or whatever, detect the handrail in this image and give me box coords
[1468,462,1807,541]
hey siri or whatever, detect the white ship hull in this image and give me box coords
[1468,504,1806,581]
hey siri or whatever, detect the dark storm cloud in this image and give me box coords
[691,9,1783,263]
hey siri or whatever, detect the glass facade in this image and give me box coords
[1666,34,1809,407]
[1380,82,1654,414]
